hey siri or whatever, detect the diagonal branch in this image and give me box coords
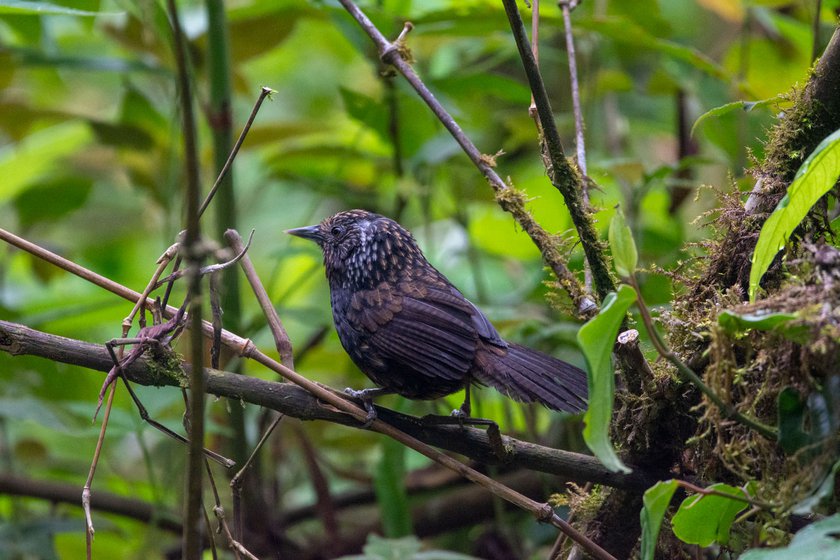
[0,319,656,494]
[500,0,614,301]
[336,0,593,315]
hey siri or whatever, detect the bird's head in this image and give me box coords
[286,209,424,288]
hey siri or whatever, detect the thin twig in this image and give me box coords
[676,480,776,510]
[225,229,294,368]
[812,0,823,64]
[229,414,284,541]
[154,230,254,288]
[122,243,179,332]
[559,0,592,293]
[1,319,654,491]
[198,87,274,218]
[83,383,115,559]
[335,0,592,315]
[528,0,539,122]
[500,0,614,301]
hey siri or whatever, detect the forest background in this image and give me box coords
[1,1,839,559]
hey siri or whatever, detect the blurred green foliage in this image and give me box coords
[0,0,836,558]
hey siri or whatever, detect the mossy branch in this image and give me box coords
[500,0,615,302]
[335,1,594,315]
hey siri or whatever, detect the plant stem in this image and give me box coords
[501,0,614,301]
[628,276,778,440]
[165,0,206,556]
[335,0,593,315]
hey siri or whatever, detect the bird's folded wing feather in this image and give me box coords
[349,281,478,381]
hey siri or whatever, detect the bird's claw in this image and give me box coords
[450,407,467,427]
[344,387,364,399]
[345,387,377,428]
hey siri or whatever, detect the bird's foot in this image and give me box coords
[344,387,378,428]
[449,407,469,427]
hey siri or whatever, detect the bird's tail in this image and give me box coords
[473,342,588,413]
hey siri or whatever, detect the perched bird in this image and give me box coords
[287,210,588,423]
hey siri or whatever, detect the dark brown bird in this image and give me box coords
[287,210,587,423]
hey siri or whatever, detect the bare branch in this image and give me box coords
[335,0,593,315]
[0,320,656,492]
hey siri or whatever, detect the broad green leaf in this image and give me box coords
[0,0,116,16]
[338,534,479,560]
[672,483,748,546]
[718,310,795,333]
[750,127,840,302]
[691,96,783,137]
[640,480,679,560]
[13,176,92,228]
[373,438,413,537]
[0,122,93,203]
[778,379,840,456]
[740,514,840,560]
[778,387,810,454]
[577,16,731,82]
[577,284,637,473]
[793,459,840,515]
[717,310,808,342]
[340,87,390,143]
[608,206,638,278]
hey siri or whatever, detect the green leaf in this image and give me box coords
[717,310,809,342]
[373,439,413,537]
[740,514,840,560]
[691,97,782,137]
[0,122,93,204]
[672,483,748,546]
[749,127,840,302]
[0,0,117,16]
[577,15,731,82]
[608,206,638,278]
[577,284,637,473]
[13,176,92,228]
[640,480,679,560]
[778,388,810,454]
[793,458,840,515]
[338,534,480,560]
[718,310,796,333]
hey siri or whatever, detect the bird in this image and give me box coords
[286,209,588,424]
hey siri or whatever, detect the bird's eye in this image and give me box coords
[330,226,343,237]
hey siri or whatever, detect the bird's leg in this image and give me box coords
[344,387,393,428]
[420,413,508,460]
[452,383,472,419]
[420,384,508,458]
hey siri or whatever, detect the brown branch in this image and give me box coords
[0,319,655,493]
[703,25,840,296]
[225,229,294,368]
[0,473,182,534]
[0,229,618,557]
[165,0,206,555]
[335,0,592,316]
[501,0,614,301]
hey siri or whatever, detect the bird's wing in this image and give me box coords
[347,280,478,381]
[458,291,507,348]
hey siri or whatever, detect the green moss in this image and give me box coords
[144,344,187,388]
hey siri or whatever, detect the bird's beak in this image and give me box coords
[285,224,323,243]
